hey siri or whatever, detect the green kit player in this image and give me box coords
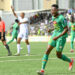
[7,19,19,44]
[69,15,75,52]
[37,4,74,75]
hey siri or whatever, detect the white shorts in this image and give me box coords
[18,31,28,40]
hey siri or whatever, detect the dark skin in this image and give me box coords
[46,6,68,58]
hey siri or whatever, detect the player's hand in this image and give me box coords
[18,22,21,25]
[53,36,59,40]
[1,36,4,41]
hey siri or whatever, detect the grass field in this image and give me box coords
[0,42,75,75]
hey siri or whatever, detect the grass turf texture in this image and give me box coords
[0,42,75,75]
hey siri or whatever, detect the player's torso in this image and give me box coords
[19,17,28,32]
[0,21,5,32]
[70,22,75,31]
[70,22,75,35]
[52,15,64,32]
[13,23,19,33]
[52,15,68,38]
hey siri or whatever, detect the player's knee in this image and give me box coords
[25,40,29,45]
[56,52,62,58]
[2,41,6,46]
[45,49,50,55]
[17,38,21,44]
[17,40,20,44]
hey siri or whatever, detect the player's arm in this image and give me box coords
[53,26,68,40]
[48,28,54,33]
[20,21,29,24]
[11,6,18,18]
[1,29,3,37]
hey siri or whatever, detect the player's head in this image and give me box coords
[20,12,25,18]
[70,15,75,23]
[0,17,2,21]
[51,4,59,16]
[15,19,19,23]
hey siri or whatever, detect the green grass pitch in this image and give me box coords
[0,42,75,75]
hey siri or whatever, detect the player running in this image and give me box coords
[37,4,74,75]
[68,15,75,52]
[7,19,19,44]
[0,17,12,56]
[11,6,30,56]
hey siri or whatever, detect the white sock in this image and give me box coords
[17,44,20,54]
[27,45,30,54]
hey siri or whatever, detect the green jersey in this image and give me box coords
[12,23,19,34]
[69,22,75,35]
[52,15,68,38]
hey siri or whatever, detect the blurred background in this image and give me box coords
[0,0,75,41]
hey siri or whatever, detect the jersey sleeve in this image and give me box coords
[61,17,67,28]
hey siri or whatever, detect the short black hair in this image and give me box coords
[15,19,19,23]
[52,4,58,9]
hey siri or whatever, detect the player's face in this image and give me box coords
[51,7,58,16]
[20,13,25,18]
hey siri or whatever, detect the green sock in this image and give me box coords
[7,38,14,44]
[71,41,74,49]
[42,54,49,70]
[61,54,71,63]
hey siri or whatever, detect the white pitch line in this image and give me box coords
[0,57,75,63]
[0,52,75,59]
[0,52,75,58]
[0,54,41,59]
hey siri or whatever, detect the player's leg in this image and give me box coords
[15,32,18,43]
[56,38,74,70]
[15,32,22,56]
[7,35,15,44]
[37,37,56,75]
[25,39,30,55]
[71,35,74,52]
[15,35,23,50]
[37,45,54,75]
[42,45,54,70]
[1,33,12,56]
[24,32,30,55]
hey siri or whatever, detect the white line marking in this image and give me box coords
[0,57,75,63]
[0,52,75,59]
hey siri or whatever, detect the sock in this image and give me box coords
[7,38,14,44]
[71,41,74,49]
[5,44,11,53]
[17,44,20,54]
[27,45,30,54]
[42,54,49,70]
[60,54,71,63]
